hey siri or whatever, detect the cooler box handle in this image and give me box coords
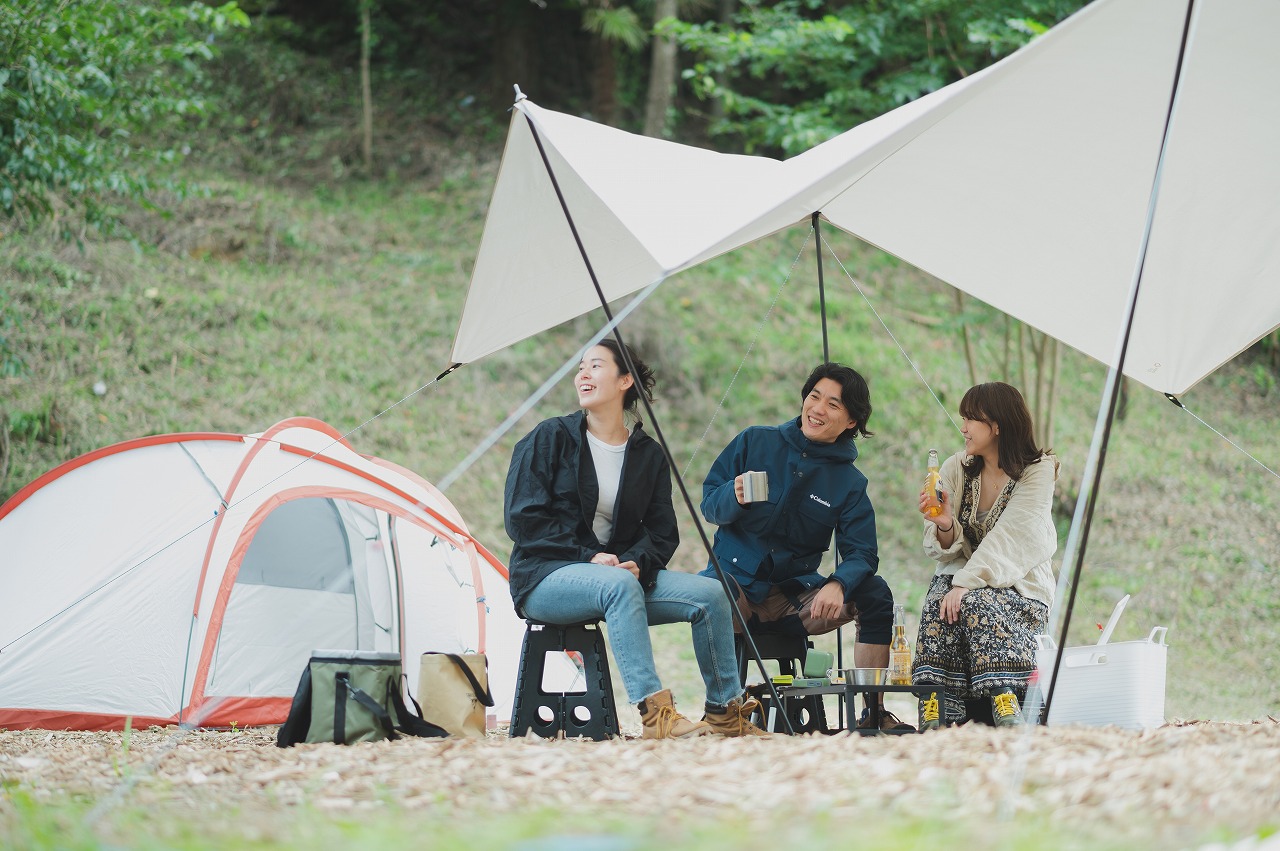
[1065,652,1107,668]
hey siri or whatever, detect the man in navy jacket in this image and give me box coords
[701,362,906,730]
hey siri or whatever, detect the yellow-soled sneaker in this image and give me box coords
[919,692,941,732]
[991,689,1024,728]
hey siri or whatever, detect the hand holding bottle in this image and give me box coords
[918,486,953,528]
[921,449,945,517]
[919,448,953,531]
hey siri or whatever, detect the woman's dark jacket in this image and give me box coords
[504,410,679,612]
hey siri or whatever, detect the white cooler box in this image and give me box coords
[1035,595,1169,730]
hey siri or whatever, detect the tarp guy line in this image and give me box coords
[433,277,667,494]
[1169,397,1280,483]
[681,227,811,480]
[822,234,962,437]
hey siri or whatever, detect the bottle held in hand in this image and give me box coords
[924,448,943,518]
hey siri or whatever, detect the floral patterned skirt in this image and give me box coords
[912,574,1049,723]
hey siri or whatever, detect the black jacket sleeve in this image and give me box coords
[616,451,679,590]
[504,423,595,566]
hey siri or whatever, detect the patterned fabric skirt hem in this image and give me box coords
[911,574,1048,721]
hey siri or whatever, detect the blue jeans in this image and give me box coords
[522,564,743,707]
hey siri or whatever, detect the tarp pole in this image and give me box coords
[520,109,795,733]
[813,212,847,728]
[813,212,830,361]
[1043,0,1198,721]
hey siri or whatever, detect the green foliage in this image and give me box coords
[0,291,25,378]
[581,4,648,50]
[6,404,61,445]
[0,0,248,235]
[670,0,1088,154]
[1247,328,1280,389]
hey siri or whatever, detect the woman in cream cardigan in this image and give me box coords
[913,382,1058,730]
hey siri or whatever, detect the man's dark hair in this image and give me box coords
[801,362,873,441]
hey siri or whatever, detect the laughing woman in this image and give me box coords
[913,382,1059,730]
[504,339,767,738]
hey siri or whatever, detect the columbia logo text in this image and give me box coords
[809,494,831,507]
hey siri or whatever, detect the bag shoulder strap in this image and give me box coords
[388,676,449,738]
[341,672,400,742]
[427,652,495,707]
[276,664,313,748]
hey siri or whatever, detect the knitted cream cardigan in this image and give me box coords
[923,451,1059,607]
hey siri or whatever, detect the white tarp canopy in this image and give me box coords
[453,0,1280,397]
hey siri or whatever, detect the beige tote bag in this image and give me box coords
[417,652,494,738]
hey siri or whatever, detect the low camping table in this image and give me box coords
[771,683,951,735]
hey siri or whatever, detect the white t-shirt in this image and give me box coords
[586,428,628,544]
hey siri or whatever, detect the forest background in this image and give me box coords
[2,0,1278,723]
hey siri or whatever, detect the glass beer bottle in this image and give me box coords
[888,603,912,685]
[924,448,943,518]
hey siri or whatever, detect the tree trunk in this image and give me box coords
[491,0,538,111]
[591,34,619,124]
[1017,321,1028,394]
[1044,337,1061,449]
[955,289,977,386]
[359,0,373,173]
[642,0,679,138]
[710,0,736,125]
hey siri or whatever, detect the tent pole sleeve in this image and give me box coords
[520,113,794,732]
[1042,0,1198,722]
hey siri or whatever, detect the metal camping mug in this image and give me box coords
[742,470,769,503]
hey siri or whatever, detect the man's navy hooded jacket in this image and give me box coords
[699,417,878,603]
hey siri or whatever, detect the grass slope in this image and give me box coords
[2,103,1277,727]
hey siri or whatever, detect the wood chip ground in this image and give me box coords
[3,719,1278,847]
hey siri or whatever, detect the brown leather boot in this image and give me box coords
[638,689,712,739]
[702,695,772,737]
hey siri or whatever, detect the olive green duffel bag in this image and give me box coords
[277,650,447,746]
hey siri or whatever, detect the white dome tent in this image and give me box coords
[0,417,526,731]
